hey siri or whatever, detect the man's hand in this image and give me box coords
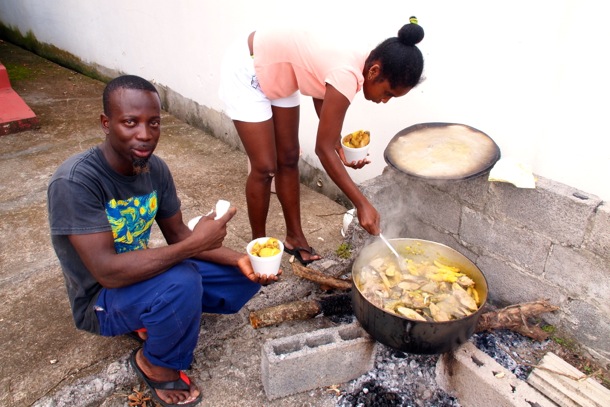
[237,255,282,285]
[190,207,236,252]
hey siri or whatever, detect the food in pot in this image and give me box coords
[250,237,281,257]
[342,130,370,148]
[354,250,482,322]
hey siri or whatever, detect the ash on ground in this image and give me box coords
[336,321,550,407]
[337,343,459,407]
[470,329,550,380]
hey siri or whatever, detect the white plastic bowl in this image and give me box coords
[342,141,370,163]
[246,237,284,276]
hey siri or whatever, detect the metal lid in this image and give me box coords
[384,122,501,180]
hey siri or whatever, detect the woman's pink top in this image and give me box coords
[253,27,369,102]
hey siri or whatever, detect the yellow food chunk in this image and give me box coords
[259,247,280,257]
[433,260,461,272]
[342,130,371,148]
[250,238,281,257]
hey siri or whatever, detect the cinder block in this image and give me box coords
[461,206,550,273]
[261,322,377,400]
[435,342,556,407]
[404,180,462,234]
[476,255,566,307]
[588,201,610,258]
[489,177,600,246]
[546,245,610,316]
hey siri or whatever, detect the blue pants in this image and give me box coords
[95,259,260,370]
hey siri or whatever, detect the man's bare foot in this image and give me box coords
[133,348,201,406]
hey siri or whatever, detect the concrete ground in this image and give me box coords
[0,40,352,407]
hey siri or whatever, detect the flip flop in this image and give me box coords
[129,348,202,407]
[284,245,320,266]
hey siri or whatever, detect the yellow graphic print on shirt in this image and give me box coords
[105,192,158,253]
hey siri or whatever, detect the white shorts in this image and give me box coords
[219,34,300,123]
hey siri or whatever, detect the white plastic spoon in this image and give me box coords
[379,233,408,273]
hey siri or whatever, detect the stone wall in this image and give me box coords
[360,167,610,367]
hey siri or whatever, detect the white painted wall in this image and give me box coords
[2,0,609,200]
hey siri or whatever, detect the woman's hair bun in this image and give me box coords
[398,16,425,46]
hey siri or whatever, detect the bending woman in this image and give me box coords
[219,18,425,265]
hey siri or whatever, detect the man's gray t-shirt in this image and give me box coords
[47,146,180,333]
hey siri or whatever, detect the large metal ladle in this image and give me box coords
[379,233,408,273]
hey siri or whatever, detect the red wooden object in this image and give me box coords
[0,63,39,136]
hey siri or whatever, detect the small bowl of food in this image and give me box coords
[342,130,371,163]
[247,237,284,276]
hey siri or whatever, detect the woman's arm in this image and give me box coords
[314,84,380,235]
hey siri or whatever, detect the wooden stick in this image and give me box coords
[476,300,559,341]
[290,262,352,291]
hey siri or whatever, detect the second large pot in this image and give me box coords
[352,238,488,354]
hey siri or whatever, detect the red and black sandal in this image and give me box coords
[129,348,202,407]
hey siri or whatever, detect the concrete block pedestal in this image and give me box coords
[261,322,377,400]
[435,342,557,407]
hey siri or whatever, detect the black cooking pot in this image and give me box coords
[352,238,488,354]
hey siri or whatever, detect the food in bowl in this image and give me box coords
[250,237,281,257]
[354,248,482,322]
[342,130,370,148]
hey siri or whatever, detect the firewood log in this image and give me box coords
[250,294,558,342]
[290,262,352,291]
[249,294,353,329]
[476,300,560,341]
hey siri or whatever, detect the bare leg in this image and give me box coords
[134,348,200,405]
[272,105,321,262]
[233,119,277,239]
